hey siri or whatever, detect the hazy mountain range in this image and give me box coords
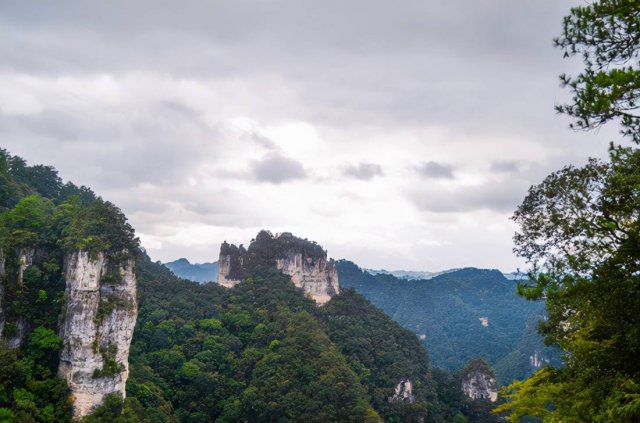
[164,258,218,283]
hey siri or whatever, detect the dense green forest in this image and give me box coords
[338,261,560,384]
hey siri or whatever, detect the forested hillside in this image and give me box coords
[338,260,561,384]
[119,247,458,422]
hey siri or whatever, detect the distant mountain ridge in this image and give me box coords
[364,268,458,280]
[365,267,521,281]
[164,258,218,283]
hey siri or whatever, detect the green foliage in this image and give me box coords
[554,0,640,143]
[62,199,139,258]
[501,147,640,421]
[0,340,72,423]
[93,344,125,379]
[337,261,560,384]
[123,252,455,421]
[498,4,640,417]
[0,150,136,422]
[0,149,96,211]
[320,289,440,422]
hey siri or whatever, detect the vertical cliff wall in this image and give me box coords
[58,250,138,418]
[217,250,243,288]
[275,253,339,305]
[217,231,340,304]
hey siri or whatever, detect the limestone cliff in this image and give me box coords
[58,250,138,417]
[217,231,340,305]
[461,359,498,402]
[217,243,244,288]
[274,252,339,305]
[389,378,415,403]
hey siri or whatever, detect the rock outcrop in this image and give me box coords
[461,359,498,402]
[217,244,244,288]
[58,251,138,418]
[275,253,339,305]
[217,231,340,305]
[389,378,415,403]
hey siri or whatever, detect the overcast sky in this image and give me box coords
[0,1,617,271]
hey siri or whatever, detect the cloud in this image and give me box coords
[490,160,520,173]
[0,0,616,272]
[251,153,307,184]
[416,161,455,179]
[409,178,531,213]
[343,162,384,180]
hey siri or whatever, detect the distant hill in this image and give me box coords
[338,260,561,384]
[164,258,218,283]
[364,268,457,280]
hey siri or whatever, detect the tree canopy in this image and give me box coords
[497,1,640,421]
[555,0,640,143]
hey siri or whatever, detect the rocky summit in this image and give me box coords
[217,230,340,304]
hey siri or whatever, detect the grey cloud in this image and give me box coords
[409,178,531,213]
[0,0,613,271]
[417,161,455,179]
[0,0,581,139]
[343,162,383,180]
[490,161,520,173]
[251,153,306,184]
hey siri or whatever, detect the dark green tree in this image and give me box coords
[497,1,640,420]
[555,0,640,143]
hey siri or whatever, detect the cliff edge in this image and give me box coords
[217,230,340,305]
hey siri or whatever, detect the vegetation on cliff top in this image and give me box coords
[0,150,139,422]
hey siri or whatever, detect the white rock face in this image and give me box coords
[217,232,341,305]
[461,368,498,402]
[389,378,415,403]
[275,253,339,305]
[58,251,137,418]
[17,248,35,287]
[217,254,242,288]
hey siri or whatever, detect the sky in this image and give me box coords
[0,1,618,272]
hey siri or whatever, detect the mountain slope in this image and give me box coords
[123,245,454,422]
[338,260,561,384]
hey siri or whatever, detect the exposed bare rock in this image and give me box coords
[217,250,242,288]
[389,378,415,403]
[461,359,498,402]
[217,231,340,305]
[17,248,35,287]
[275,253,339,305]
[58,251,137,418]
